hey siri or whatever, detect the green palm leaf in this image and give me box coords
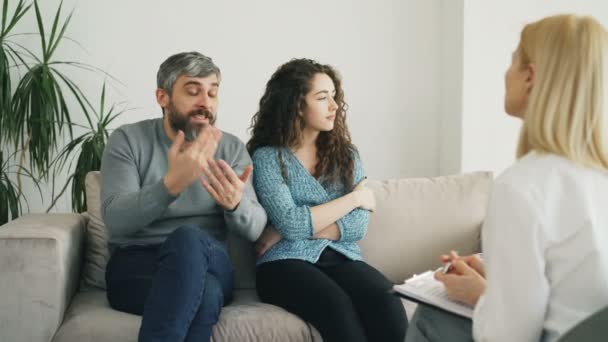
[0,0,31,143]
[5,0,94,177]
[1,0,31,39]
[0,151,21,225]
[49,82,130,213]
[0,150,41,225]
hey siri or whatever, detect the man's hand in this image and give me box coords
[255,225,282,257]
[201,159,252,211]
[435,260,486,307]
[163,126,222,196]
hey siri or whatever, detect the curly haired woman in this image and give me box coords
[247,58,408,342]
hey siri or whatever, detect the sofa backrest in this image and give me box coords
[83,171,492,290]
[363,172,492,283]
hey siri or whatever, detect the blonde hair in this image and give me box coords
[516,14,608,171]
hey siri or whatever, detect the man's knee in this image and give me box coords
[160,226,212,270]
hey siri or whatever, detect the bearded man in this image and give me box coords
[100,51,267,342]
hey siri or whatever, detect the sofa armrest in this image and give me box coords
[0,213,86,342]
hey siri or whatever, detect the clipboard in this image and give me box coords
[392,271,474,319]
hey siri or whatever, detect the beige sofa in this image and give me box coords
[0,171,492,342]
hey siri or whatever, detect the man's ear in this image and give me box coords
[156,88,170,108]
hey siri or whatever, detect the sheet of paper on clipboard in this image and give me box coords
[393,271,474,319]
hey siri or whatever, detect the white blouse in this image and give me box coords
[473,152,608,342]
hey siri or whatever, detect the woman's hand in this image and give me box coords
[255,225,282,257]
[352,179,376,212]
[441,251,485,277]
[435,260,486,307]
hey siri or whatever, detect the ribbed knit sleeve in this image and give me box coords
[336,151,369,242]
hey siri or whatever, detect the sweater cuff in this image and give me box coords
[154,179,179,204]
[224,197,254,229]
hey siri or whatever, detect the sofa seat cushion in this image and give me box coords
[52,289,322,342]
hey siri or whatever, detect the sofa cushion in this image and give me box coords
[83,172,110,289]
[361,171,492,284]
[0,214,85,342]
[52,289,322,342]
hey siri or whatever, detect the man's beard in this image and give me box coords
[167,102,216,141]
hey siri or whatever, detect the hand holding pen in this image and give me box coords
[434,250,486,307]
[440,251,485,277]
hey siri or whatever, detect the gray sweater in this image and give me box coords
[100,118,267,248]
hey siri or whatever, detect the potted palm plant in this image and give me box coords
[0,0,124,224]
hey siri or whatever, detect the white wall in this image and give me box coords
[9,0,608,215]
[438,0,464,175]
[7,0,443,213]
[459,0,608,175]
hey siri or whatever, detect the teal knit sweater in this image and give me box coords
[252,146,369,265]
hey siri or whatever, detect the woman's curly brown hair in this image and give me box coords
[247,58,356,188]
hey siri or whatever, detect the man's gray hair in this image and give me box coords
[157,51,221,95]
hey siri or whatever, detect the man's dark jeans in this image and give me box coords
[106,225,234,342]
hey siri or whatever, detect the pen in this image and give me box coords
[441,262,452,274]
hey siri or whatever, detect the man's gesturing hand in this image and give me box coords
[201,159,253,211]
[163,126,222,196]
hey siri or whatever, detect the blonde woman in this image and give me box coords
[406,14,608,342]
